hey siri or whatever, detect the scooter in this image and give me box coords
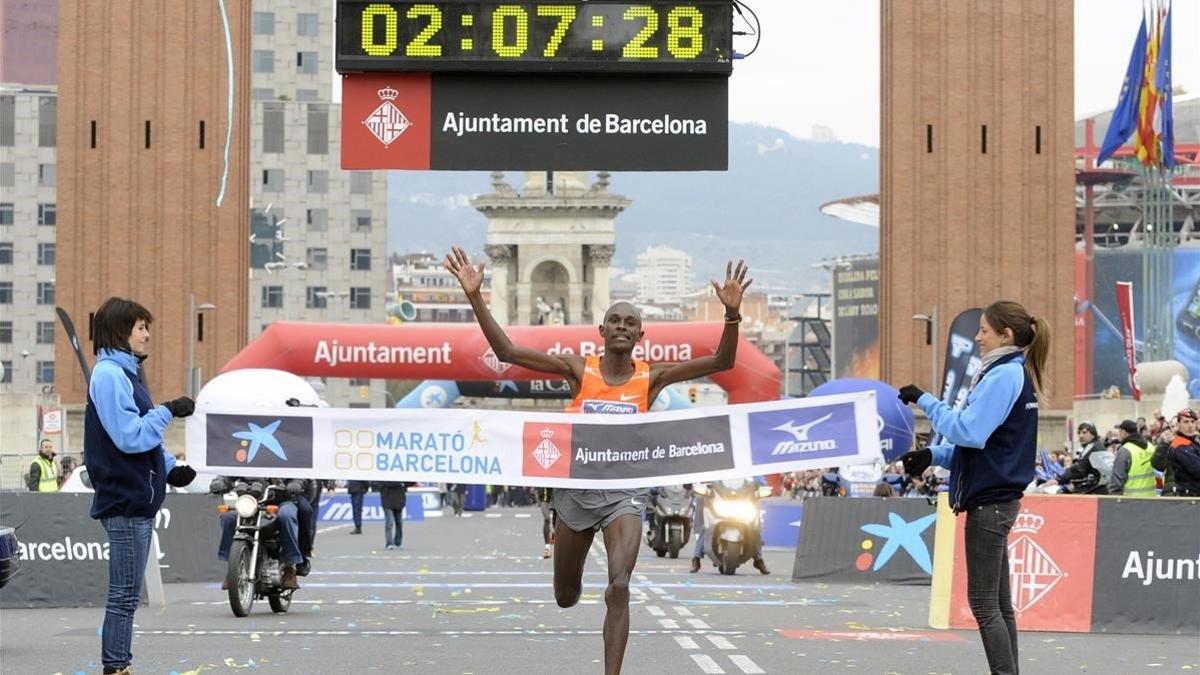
[645,485,694,558]
[694,479,772,575]
[220,482,297,617]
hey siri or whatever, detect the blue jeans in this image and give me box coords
[350,492,365,529]
[296,496,315,558]
[218,503,303,566]
[100,515,154,671]
[964,500,1020,675]
[383,507,404,547]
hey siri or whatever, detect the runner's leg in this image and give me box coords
[601,514,642,675]
[552,518,595,608]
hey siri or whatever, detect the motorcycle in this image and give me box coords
[220,482,297,617]
[645,485,694,558]
[694,479,772,575]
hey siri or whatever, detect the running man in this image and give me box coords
[445,246,752,675]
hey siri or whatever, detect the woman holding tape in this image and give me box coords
[897,300,1049,675]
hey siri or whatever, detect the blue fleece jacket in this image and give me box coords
[84,349,176,519]
[920,351,1037,511]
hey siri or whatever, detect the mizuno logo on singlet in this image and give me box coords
[582,400,638,414]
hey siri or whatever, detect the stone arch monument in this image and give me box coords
[473,171,628,326]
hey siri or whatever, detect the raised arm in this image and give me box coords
[649,260,752,397]
[444,246,582,382]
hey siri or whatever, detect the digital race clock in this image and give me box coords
[336,1,734,74]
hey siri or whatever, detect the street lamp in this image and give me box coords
[912,306,940,394]
[187,294,217,397]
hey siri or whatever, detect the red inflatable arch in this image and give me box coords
[223,321,781,404]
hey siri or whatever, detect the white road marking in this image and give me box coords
[634,574,650,582]
[316,524,352,534]
[514,513,533,518]
[650,587,668,596]
[658,618,680,629]
[135,628,745,637]
[706,635,736,650]
[674,636,700,650]
[728,655,765,674]
[690,654,725,674]
[646,605,666,617]
[461,513,474,518]
[673,606,694,617]
[688,618,711,629]
[484,513,503,518]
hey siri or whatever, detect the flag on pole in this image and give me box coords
[1155,2,1174,169]
[1134,6,1162,167]
[1097,13,1148,165]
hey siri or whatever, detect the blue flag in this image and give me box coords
[1097,14,1148,165]
[1156,4,1174,169]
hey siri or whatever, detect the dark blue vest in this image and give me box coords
[949,351,1038,512]
[85,367,167,519]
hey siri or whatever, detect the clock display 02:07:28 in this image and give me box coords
[336,1,734,74]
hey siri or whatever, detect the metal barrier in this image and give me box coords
[0,452,84,492]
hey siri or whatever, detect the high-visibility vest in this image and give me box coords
[1122,442,1157,497]
[32,455,59,492]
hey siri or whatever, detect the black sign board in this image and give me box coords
[336,0,734,75]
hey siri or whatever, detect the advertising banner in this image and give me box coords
[223,320,781,404]
[946,496,1099,632]
[0,494,222,607]
[341,73,728,171]
[317,492,426,522]
[938,308,984,411]
[1083,247,1200,399]
[791,497,937,585]
[1115,281,1142,400]
[832,257,880,379]
[1090,498,1200,633]
[188,394,882,489]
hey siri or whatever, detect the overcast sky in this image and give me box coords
[334,1,1197,148]
[725,0,1197,147]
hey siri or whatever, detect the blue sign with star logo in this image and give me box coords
[206,413,314,469]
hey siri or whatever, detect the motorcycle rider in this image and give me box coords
[1154,409,1200,497]
[689,479,769,575]
[212,475,311,589]
[1056,422,1112,494]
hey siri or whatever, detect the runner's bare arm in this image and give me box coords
[649,260,752,398]
[445,246,584,382]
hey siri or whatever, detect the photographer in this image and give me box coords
[1056,423,1112,494]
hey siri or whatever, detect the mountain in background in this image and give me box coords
[387,123,879,293]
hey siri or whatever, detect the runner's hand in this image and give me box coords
[444,246,485,295]
[711,259,752,313]
[167,464,197,487]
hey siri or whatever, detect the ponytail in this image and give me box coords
[983,301,1052,399]
[1025,315,1050,399]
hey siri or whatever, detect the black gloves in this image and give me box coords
[163,396,195,418]
[897,384,925,405]
[901,448,933,477]
[167,464,197,487]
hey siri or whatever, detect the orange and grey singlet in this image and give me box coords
[564,355,651,414]
[553,355,653,531]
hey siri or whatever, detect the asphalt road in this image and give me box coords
[1,505,1197,674]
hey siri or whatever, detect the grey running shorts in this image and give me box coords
[552,488,650,532]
